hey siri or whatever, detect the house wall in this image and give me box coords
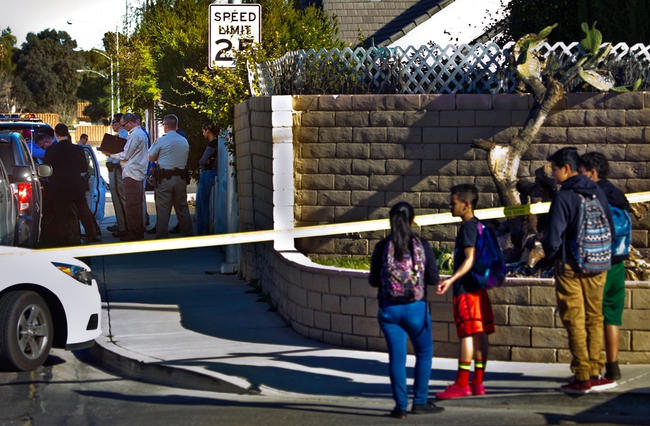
[234,93,650,363]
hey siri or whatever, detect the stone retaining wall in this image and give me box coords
[244,244,650,363]
[292,92,650,255]
[234,93,650,363]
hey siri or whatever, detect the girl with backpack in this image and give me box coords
[368,202,444,419]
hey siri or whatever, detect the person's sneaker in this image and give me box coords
[389,408,407,419]
[605,361,621,381]
[471,383,485,396]
[436,384,472,400]
[169,224,180,234]
[107,224,119,232]
[590,375,618,391]
[560,378,592,395]
[411,402,444,415]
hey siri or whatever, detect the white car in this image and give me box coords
[0,246,101,371]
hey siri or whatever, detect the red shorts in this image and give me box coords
[453,290,495,338]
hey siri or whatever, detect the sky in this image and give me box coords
[0,0,142,51]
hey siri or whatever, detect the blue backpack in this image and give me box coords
[610,206,632,258]
[380,237,426,303]
[570,194,612,274]
[471,222,507,290]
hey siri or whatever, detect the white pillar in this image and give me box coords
[271,96,295,252]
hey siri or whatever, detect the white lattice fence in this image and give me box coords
[250,42,650,96]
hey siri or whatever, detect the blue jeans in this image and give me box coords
[378,300,433,410]
[196,169,218,235]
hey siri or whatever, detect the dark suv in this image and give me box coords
[0,116,51,141]
[0,132,51,247]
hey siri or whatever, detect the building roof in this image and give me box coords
[312,0,455,47]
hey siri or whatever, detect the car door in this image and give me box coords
[82,145,106,221]
[14,134,43,247]
[0,159,16,246]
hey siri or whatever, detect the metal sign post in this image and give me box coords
[209,3,262,69]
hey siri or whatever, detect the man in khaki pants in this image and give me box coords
[148,114,193,239]
[542,147,615,395]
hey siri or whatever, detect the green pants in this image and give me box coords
[554,262,606,381]
[603,261,626,326]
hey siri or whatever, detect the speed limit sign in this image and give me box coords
[209,3,262,68]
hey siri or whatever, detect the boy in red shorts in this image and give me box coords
[436,184,495,399]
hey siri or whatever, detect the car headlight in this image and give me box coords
[52,262,93,286]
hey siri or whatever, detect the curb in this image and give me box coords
[435,390,650,422]
[80,340,257,396]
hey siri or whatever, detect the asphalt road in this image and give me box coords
[0,347,648,425]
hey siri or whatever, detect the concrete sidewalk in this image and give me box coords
[84,221,650,408]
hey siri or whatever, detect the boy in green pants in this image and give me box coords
[580,152,630,381]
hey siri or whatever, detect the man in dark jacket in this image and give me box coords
[42,123,88,246]
[579,152,630,381]
[542,147,615,395]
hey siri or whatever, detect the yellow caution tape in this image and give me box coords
[17,191,650,258]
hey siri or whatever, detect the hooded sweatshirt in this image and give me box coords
[542,173,613,266]
[598,179,631,263]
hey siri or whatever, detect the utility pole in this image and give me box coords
[116,23,120,114]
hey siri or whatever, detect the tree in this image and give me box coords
[0,27,17,111]
[182,0,344,174]
[76,48,113,122]
[119,0,214,175]
[473,23,641,260]
[118,0,343,177]
[504,0,650,45]
[12,29,82,121]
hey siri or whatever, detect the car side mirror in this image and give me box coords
[38,164,53,178]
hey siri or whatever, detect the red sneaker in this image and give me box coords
[590,375,618,391]
[436,384,472,400]
[471,383,485,396]
[560,379,592,395]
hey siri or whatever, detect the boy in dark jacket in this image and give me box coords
[580,152,630,381]
[543,147,615,394]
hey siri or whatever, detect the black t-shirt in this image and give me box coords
[453,216,481,295]
[368,235,440,303]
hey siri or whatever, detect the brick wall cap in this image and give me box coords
[276,256,650,288]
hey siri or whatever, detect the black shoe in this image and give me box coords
[120,234,143,242]
[145,227,157,234]
[605,361,621,381]
[389,408,407,419]
[112,231,128,238]
[85,236,102,243]
[411,402,444,415]
[107,224,119,232]
[169,224,180,234]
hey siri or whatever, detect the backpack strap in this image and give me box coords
[560,189,586,274]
